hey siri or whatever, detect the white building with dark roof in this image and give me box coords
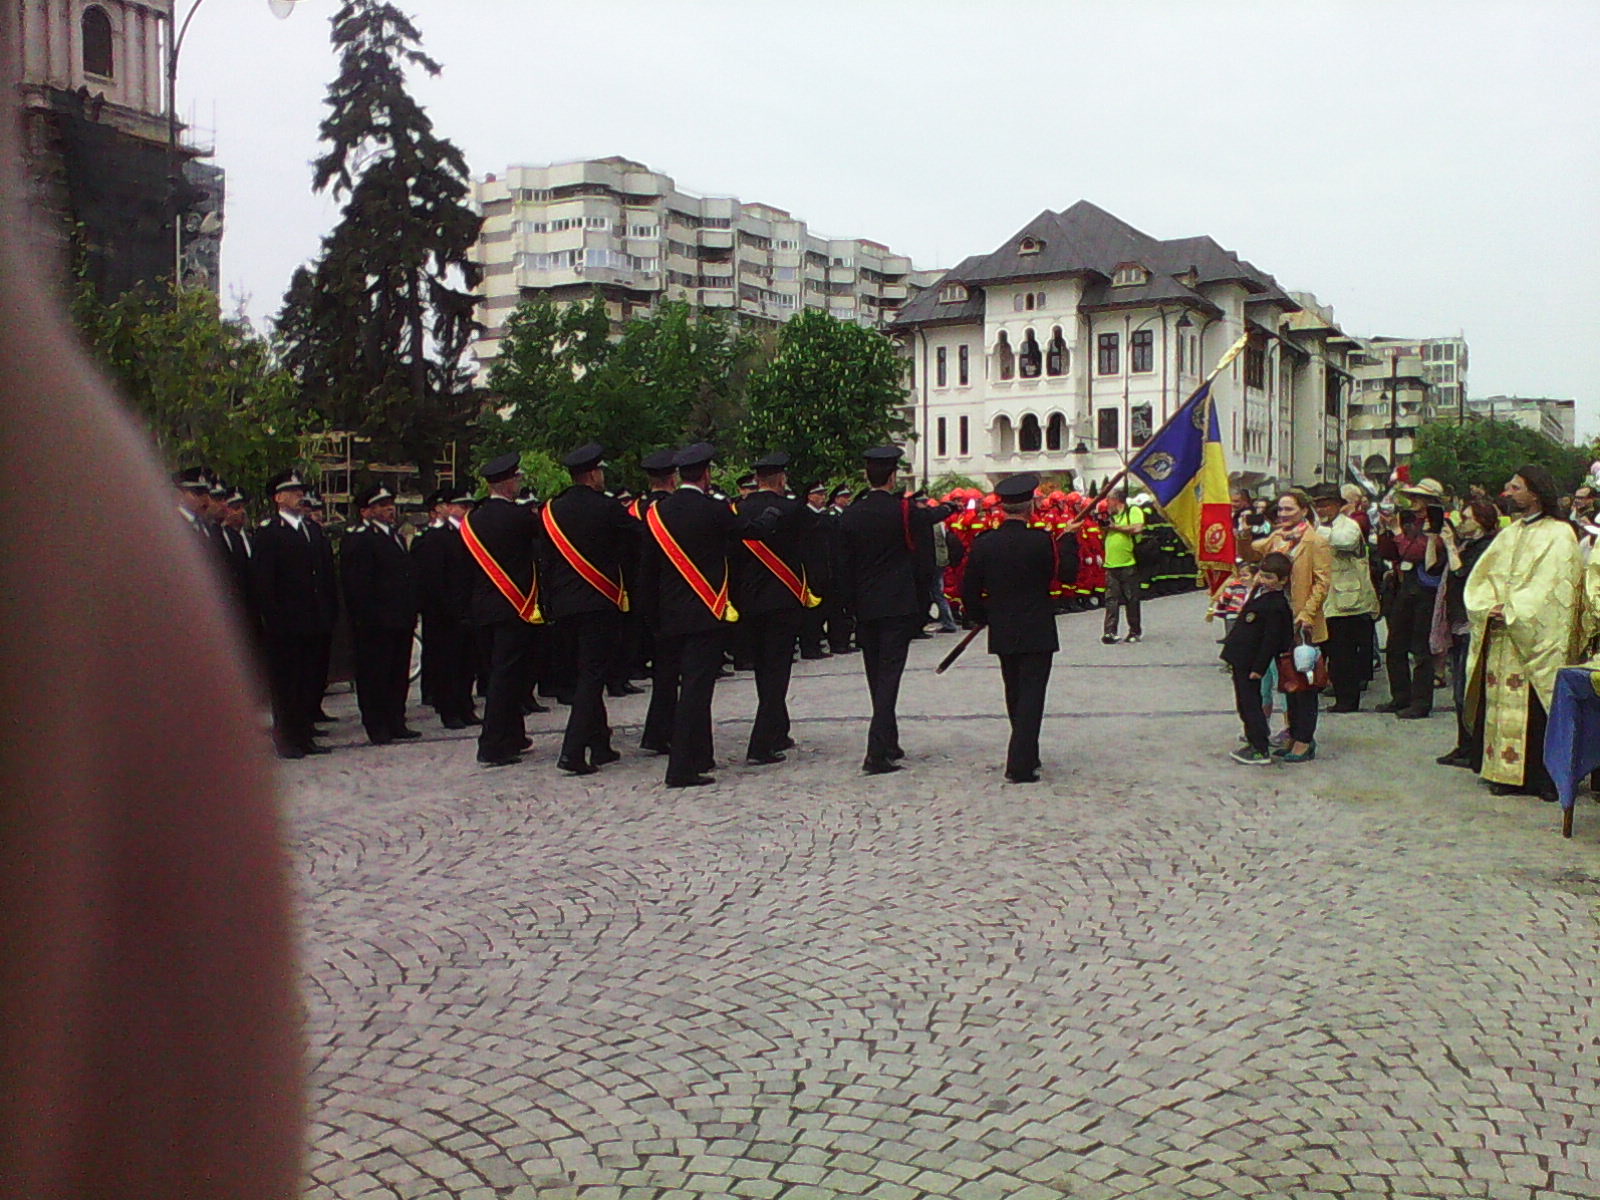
[891,202,1358,490]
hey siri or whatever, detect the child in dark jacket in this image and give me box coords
[1222,552,1295,764]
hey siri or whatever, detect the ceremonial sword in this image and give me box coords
[934,625,984,674]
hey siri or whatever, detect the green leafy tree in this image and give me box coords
[1412,418,1591,496]
[479,296,759,488]
[740,309,910,488]
[276,0,481,493]
[72,282,314,494]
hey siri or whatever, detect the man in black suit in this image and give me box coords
[735,451,819,764]
[541,443,640,775]
[252,470,337,758]
[637,443,777,787]
[465,453,541,767]
[340,484,420,746]
[960,473,1062,783]
[836,447,957,774]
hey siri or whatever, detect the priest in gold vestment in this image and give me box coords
[1463,466,1584,798]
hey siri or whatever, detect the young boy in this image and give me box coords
[1222,552,1295,765]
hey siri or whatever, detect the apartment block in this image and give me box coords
[1466,395,1577,444]
[1346,335,1470,473]
[891,201,1359,490]
[470,156,936,372]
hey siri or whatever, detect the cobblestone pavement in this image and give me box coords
[286,593,1600,1199]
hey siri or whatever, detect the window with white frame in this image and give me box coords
[939,282,968,304]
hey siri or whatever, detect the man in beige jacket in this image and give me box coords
[1313,485,1379,712]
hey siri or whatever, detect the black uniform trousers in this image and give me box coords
[267,631,325,751]
[857,615,916,765]
[1324,614,1374,709]
[745,609,802,759]
[558,609,621,766]
[641,632,679,752]
[430,620,477,724]
[826,600,855,653]
[1385,579,1437,714]
[476,620,534,762]
[1103,566,1143,638]
[419,610,444,707]
[799,604,827,657]
[1231,664,1271,754]
[350,624,412,741]
[663,629,725,783]
[999,651,1052,778]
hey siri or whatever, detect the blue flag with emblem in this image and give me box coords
[1126,376,1237,582]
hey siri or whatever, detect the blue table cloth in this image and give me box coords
[1545,666,1600,817]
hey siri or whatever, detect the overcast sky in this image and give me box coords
[182,0,1600,436]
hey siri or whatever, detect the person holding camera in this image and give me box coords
[1375,478,1448,719]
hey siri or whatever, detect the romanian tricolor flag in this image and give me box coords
[1127,378,1236,588]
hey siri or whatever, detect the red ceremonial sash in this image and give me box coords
[542,503,628,611]
[461,510,543,623]
[742,539,820,608]
[645,504,738,622]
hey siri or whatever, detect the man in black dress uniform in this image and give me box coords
[466,452,541,767]
[798,481,832,660]
[252,470,338,758]
[340,484,420,746]
[415,485,480,729]
[825,484,857,654]
[637,443,778,787]
[960,473,1062,783]
[541,442,640,775]
[735,451,819,764]
[217,485,261,645]
[836,447,958,773]
[635,448,680,752]
[412,489,449,709]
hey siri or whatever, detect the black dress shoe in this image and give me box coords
[591,747,621,767]
[639,740,671,756]
[1487,782,1523,796]
[800,650,829,660]
[442,718,469,731]
[1436,749,1470,767]
[303,742,333,755]
[745,752,786,766]
[862,758,902,775]
[477,753,521,768]
[315,711,337,723]
[665,773,715,788]
[464,714,482,725]
[558,758,598,776]
[1005,771,1040,784]
[607,682,645,697]
[776,736,796,751]
[391,727,422,740]
[1325,703,1360,714]
[1396,709,1432,720]
[368,733,394,746]
[519,735,534,751]
[523,700,548,715]
[276,744,307,760]
[1373,700,1406,714]
[886,747,906,763]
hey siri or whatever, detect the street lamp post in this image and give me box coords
[166,0,310,286]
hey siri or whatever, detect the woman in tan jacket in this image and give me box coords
[1238,489,1332,761]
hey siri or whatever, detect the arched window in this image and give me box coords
[996,331,1015,381]
[1013,294,1025,312]
[1046,326,1068,376]
[1046,413,1066,452]
[1019,329,1042,378]
[82,6,114,78]
[1024,293,1035,311]
[1019,414,1042,453]
[993,415,1015,456]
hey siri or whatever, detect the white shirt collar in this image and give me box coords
[370,520,392,536]
[278,508,304,530]
[679,481,706,494]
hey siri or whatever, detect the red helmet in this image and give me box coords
[982,493,999,508]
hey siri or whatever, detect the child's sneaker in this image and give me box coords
[1269,728,1293,749]
[1231,747,1272,766]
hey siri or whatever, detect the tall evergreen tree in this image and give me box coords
[277,0,481,491]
